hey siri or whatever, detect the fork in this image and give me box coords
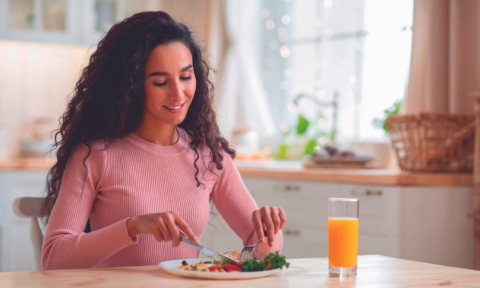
[240,231,268,262]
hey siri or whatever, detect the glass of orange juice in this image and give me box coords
[328,198,359,277]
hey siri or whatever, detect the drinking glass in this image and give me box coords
[328,198,359,277]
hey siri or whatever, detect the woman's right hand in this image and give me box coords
[126,211,198,247]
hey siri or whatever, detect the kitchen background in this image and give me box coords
[1,0,479,273]
[0,0,414,162]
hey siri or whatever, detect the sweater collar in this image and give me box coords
[125,127,188,155]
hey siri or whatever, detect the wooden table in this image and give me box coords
[1,255,479,287]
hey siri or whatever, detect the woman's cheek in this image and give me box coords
[144,83,155,98]
[188,79,197,98]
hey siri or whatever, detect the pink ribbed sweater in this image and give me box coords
[41,128,283,270]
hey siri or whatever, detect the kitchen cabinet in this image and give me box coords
[202,177,474,269]
[0,167,474,271]
[79,0,162,47]
[0,0,161,46]
[0,0,79,44]
[0,170,48,272]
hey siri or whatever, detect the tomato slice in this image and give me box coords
[225,263,242,271]
[207,264,223,271]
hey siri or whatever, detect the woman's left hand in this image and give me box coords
[252,206,287,247]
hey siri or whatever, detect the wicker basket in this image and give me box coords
[385,113,475,173]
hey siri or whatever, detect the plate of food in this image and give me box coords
[159,252,290,280]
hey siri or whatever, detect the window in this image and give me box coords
[258,0,413,144]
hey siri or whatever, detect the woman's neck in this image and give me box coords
[134,122,179,146]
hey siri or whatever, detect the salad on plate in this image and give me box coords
[177,251,290,273]
[160,252,289,280]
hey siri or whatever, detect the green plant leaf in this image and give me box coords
[296,114,310,135]
[303,138,317,155]
[371,99,403,133]
[276,144,289,160]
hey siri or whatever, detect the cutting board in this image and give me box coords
[303,158,382,169]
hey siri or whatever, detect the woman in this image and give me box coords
[41,11,286,270]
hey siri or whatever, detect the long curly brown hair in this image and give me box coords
[42,11,235,221]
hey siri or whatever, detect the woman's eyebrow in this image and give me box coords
[147,64,193,77]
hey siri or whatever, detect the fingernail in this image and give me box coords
[269,241,273,247]
[193,236,199,243]
[260,236,265,243]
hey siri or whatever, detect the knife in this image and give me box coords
[180,235,243,266]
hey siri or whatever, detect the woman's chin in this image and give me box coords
[164,115,187,126]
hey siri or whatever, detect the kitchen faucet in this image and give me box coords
[292,91,339,142]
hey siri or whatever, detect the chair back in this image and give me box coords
[12,197,45,270]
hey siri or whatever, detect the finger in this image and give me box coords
[270,207,281,235]
[278,207,287,229]
[163,212,180,247]
[145,219,165,242]
[260,206,274,247]
[251,210,265,243]
[151,228,164,242]
[155,217,171,242]
[172,212,198,243]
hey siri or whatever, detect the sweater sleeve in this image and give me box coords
[41,143,137,270]
[210,152,283,259]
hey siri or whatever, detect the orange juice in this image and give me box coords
[328,218,358,267]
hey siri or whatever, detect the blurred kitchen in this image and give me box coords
[1,0,480,273]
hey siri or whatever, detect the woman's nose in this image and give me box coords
[169,79,184,101]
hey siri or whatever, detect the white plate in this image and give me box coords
[159,258,280,280]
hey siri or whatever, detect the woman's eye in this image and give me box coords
[153,76,191,86]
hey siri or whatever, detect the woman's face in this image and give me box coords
[143,42,196,127]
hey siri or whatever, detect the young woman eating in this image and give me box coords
[41,11,286,270]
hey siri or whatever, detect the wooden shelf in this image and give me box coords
[0,158,55,170]
[0,158,473,186]
[237,163,473,186]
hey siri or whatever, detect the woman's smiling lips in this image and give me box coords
[163,102,186,113]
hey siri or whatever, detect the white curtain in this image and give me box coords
[209,0,276,141]
[403,0,480,114]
